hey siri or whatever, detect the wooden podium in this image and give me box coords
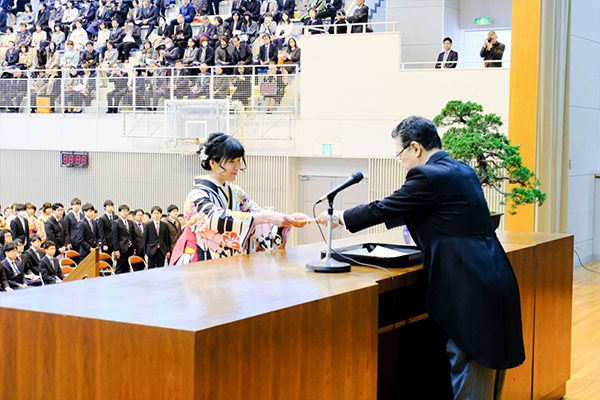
[0,231,573,400]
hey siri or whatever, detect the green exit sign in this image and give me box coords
[475,17,491,25]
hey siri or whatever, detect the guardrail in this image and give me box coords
[399,59,511,69]
[300,21,398,35]
[0,64,299,116]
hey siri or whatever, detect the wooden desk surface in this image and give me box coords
[0,230,562,332]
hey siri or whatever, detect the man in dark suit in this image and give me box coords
[435,37,458,69]
[10,204,30,250]
[197,16,217,42]
[2,243,29,289]
[169,60,190,99]
[346,0,368,33]
[65,198,83,261]
[98,199,117,257]
[317,116,525,399]
[480,31,505,68]
[79,0,97,27]
[278,0,295,19]
[173,14,192,58]
[0,255,11,291]
[45,203,70,256]
[258,34,278,65]
[39,240,65,285]
[165,204,182,260]
[131,208,146,270]
[76,203,99,260]
[143,206,170,269]
[35,1,51,33]
[141,0,158,39]
[231,35,252,65]
[112,204,135,274]
[317,0,342,23]
[22,235,44,277]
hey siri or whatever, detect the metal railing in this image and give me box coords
[300,20,398,35]
[0,64,299,116]
[399,59,511,69]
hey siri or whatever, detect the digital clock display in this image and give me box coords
[61,151,89,168]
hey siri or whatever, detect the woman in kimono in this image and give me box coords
[171,133,308,265]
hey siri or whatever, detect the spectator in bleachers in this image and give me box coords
[94,0,113,26]
[141,0,158,39]
[206,0,220,16]
[51,23,65,49]
[79,0,97,29]
[318,0,341,23]
[15,22,32,47]
[95,21,110,50]
[228,0,247,19]
[226,11,242,38]
[127,67,147,109]
[111,0,130,27]
[171,0,195,28]
[172,14,192,58]
[17,44,32,68]
[260,0,278,20]
[108,18,125,50]
[300,0,324,21]
[191,0,208,17]
[137,39,157,66]
[0,8,8,33]
[212,64,228,98]
[197,15,216,46]
[246,0,261,22]
[6,68,27,112]
[117,20,140,62]
[258,12,276,36]
[303,8,322,35]
[189,62,209,98]
[240,11,257,43]
[31,23,48,50]
[29,71,46,112]
[34,2,50,34]
[39,240,65,284]
[347,0,369,33]
[272,11,292,52]
[328,9,347,34]
[480,31,504,68]
[76,202,99,259]
[435,37,457,69]
[195,36,214,65]
[64,66,82,112]
[2,242,29,289]
[278,0,295,21]
[215,34,233,72]
[69,18,89,50]
[129,0,143,25]
[42,40,59,68]
[81,41,99,67]
[5,0,27,27]
[1,27,16,48]
[230,35,251,65]
[49,0,64,31]
[45,65,62,111]
[231,64,250,106]
[182,37,197,66]
[162,37,179,65]
[106,63,128,112]
[60,0,78,35]
[61,40,80,67]
[168,59,190,99]
[258,33,276,65]
[19,4,35,29]
[146,62,166,110]
[77,63,96,108]
[214,16,228,41]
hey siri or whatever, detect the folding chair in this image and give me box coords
[66,250,80,259]
[97,260,115,276]
[61,265,75,275]
[128,255,147,273]
[98,252,115,276]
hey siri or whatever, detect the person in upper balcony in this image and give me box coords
[318,0,342,24]
[480,31,504,68]
[300,0,324,21]
[435,37,458,69]
[328,8,347,34]
[346,0,368,33]
[303,8,322,35]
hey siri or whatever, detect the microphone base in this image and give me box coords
[306,257,351,273]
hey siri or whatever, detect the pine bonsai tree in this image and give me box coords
[433,100,546,215]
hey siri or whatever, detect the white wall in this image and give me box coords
[459,0,512,30]
[568,0,600,264]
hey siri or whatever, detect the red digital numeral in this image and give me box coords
[75,155,81,165]
[81,155,87,166]
[62,154,69,164]
[68,154,74,164]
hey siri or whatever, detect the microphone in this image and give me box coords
[315,172,364,204]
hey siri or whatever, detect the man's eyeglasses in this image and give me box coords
[394,146,407,162]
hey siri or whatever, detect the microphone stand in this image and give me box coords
[305,200,351,273]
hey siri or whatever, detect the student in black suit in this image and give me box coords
[65,198,84,261]
[98,199,117,259]
[258,34,278,65]
[45,202,71,257]
[131,208,146,270]
[317,116,525,399]
[0,230,13,262]
[21,235,44,278]
[346,0,368,33]
[39,240,65,285]
[112,204,135,274]
[76,203,99,260]
[143,206,170,269]
[10,204,30,250]
[435,37,458,69]
[2,243,29,290]
[165,204,182,260]
[0,256,11,291]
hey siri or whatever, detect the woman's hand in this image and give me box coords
[290,212,310,227]
[255,211,295,227]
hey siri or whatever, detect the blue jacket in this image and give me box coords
[179,2,195,23]
[0,10,7,33]
[344,151,526,370]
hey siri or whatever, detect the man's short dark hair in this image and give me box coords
[71,197,81,206]
[443,37,452,43]
[134,208,144,215]
[4,243,17,253]
[14,203,26,212]
[167,204,178,213]
[82,203,95,212]
[13,239,23,246]
[30,235,41,243]
[44,240,57,250]
[151,206,162,214]
[118,204,130,212]
[391,116,442,151]
[144,212,151,218]
[103,200,114,208]
[52,202,64,211]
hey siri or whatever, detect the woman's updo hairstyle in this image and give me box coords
[199,133,246,171]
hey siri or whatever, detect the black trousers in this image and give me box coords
[117,42,139,61]
[147,251,166,268]
[115,247,134,274]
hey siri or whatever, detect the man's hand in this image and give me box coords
[316,210,343,229]
[59,246,66,254]
[5,287,13,292]
[290,212,310,228]
[103,245,108,251]
[18,284,28,289]
[114,251,121,259]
